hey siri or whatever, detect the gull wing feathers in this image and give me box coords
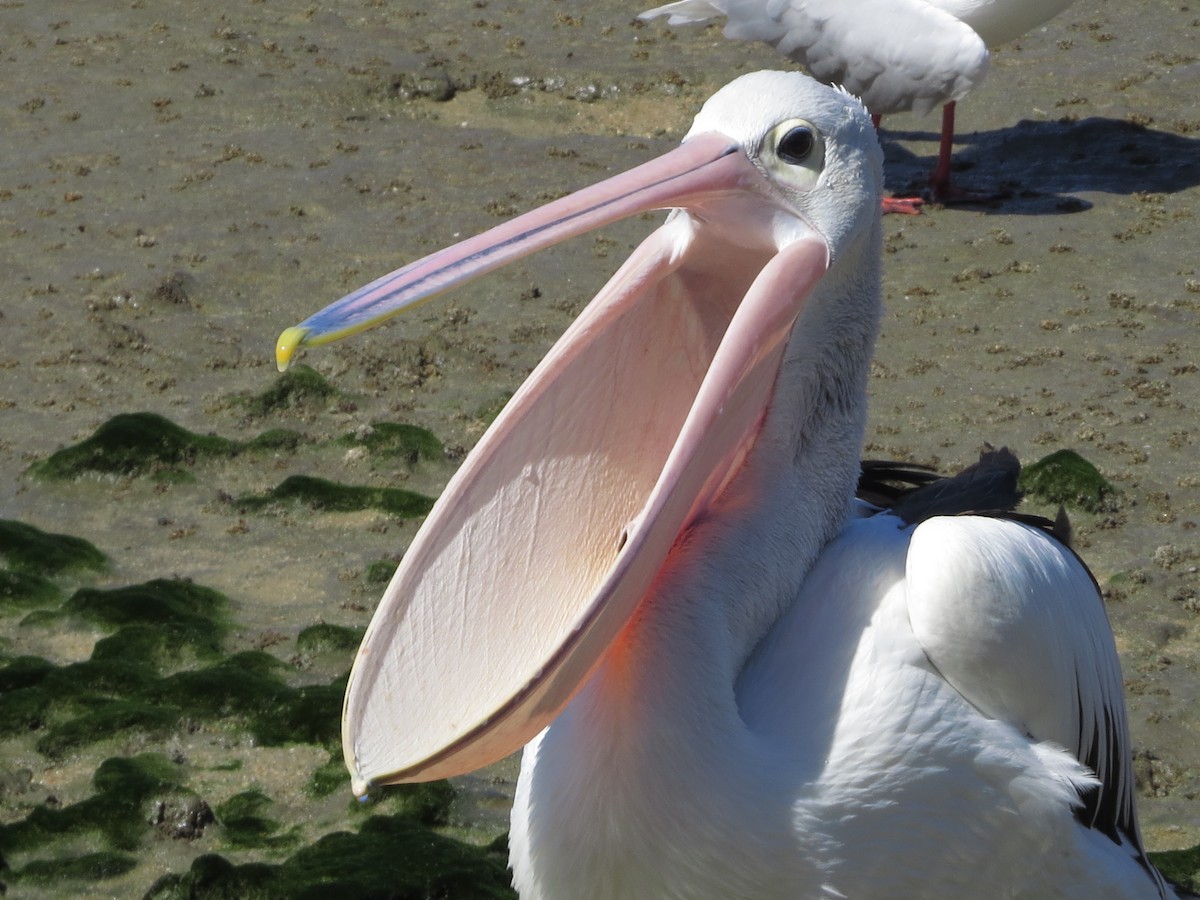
[641,0,989,115]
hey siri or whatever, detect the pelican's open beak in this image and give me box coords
[278,131,831,793]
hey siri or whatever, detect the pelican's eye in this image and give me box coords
[777,126,815,164]
[763,118,825,191]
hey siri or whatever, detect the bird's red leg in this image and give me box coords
[873,113,924,215]
[928,101,996,204]
[928,101,958,200]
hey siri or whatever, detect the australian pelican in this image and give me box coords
[277,71,1174,899]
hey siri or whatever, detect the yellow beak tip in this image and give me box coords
[276,326,309,372]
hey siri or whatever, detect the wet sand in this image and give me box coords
[1,0,1199,895]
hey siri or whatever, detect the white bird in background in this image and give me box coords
[640,0,1076,210]
[277,71,1176,898]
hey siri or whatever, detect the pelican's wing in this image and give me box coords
[641,0,988,115]
[905,517,1149,853]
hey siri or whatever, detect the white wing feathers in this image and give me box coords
[641,0,989,115]
[905,516,1139,845]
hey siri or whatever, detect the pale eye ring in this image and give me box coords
[777,126,816,165]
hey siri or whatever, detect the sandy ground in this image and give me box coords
[1,0,1199,894]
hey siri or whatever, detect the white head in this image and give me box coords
[682,70,882,263]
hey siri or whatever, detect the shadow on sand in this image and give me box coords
[880,117,1200,214]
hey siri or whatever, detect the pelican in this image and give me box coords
[640,0,1076,208]
[277,72,1175,898]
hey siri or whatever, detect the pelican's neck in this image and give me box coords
[513,222,883,896]
[513,215,883,897]
[632,221,881,685]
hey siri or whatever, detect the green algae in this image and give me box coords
[216,789,300,850]
[237,474,435,518]
[7,851,138,885]
[305,753,349,800]
[64,579,229,658]
[0,651,161,748]
[145,813,515,900]
[296,623,362,655]
[152,651,343,748]
[0,753,188,854]
[17,608,58,628]
[337,422,443,463]
[0,654,160,746]
[0,686,47,738]
[475,391,514,427]
[157,652,311,739]
[157,649,288,712]
[0,655,56,693]
[304,759,457,825]
[37,700,180,758]
[244,427,308,452]
[366,780,457,828]
[28,412,236,480]
[241,365,336,417]
[366,558,398,584]
[0,657,54,732]
[0,576,347,756]
[24,413,311,482]
[91,622,185,669]
[0,510,518,900]
[146,854,276,900]
[9,651,344,757]
[0,570,60,611]
[0,519,107,576]
[1149,844,1200,891]
[1018,449,1119,513]
[249,674,346,747]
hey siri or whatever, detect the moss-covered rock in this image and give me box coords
[36,699,181,758]
[365,559,398,584]
[0,576,349,755]
[28,412,237,480]
[1018,449,1119,513]
[0,655,56,693]
[237,475,434,518]
[296,623,362,655]
[244,428,308,453]
[7,850,138,885]
[242,365,336,417]
[249,674,346,747]
[475,392,513,427]
[365,780,457,828]
[19,655,345,757]
[0,652,164,747]
[0,519,107,575]
[337,422,443,463]
[0,569,61,612]
[145,813,515,900]
[308,766,458,821]
[0,656,58,735]
[216,789,299,850]
[0,753,189,854]
[1149,844,1200,892]
[145,853,277,900]
[305,753,350,800]
[154,651,289,726]
[64,579,230,658]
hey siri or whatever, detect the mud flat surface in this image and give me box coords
[1,0,1198,896]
